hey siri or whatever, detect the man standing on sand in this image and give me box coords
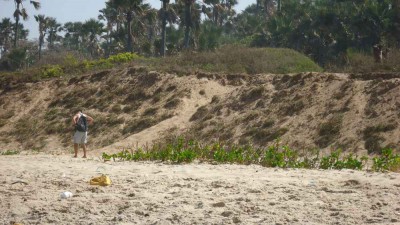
[72,110,94,158]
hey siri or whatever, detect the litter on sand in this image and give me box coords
[60,191,73,199]
[90,174,112,186]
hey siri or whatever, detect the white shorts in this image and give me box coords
[73,131,88,144]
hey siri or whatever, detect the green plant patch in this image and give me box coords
[0,150,20,155]
[102,138,397,172]
[372,149,400,172]
[40,65,64,78]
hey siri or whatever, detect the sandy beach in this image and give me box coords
[1,154,400,225]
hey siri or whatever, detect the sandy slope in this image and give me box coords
[1,70,400,154]
[1,154,400,225]
[98,76,236,154]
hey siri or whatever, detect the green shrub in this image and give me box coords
[102,138,396,172]
[63,54,80,67]
[108,52,141,64]
[319,150,367,170]
[95,59,114,69]
[372,149,400,172]
[40,65,64,78]
[62,52,141,73]
[0,47,29,71]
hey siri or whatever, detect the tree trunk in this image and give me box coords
[106,30,111,58]
[161,0,168,57]
[38,35,43,60]
[49,32,53,49]
[127,11,133,52]
[277,0,281,12]
[184,1,191,49]
[13,5,20,48]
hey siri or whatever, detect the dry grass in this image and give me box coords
[190,106,208,121]
[334,49,400,73]
[363,124,397,154]
[240,87,265,103]
[316,114,343,148]
[164,98,181,109]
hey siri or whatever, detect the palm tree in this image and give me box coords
[256,0,276,18]
[34,14,48,60]
[203,0,238,27]
[232,4,265,39]
[158,0,178,56]
[99,4,118,57]
[141,4,158,55]
[0,18,14,54]
[277,0,281,12]
[82,19,105,57]
[63,22,84,50]
[46,18,63,49]
[13,0,40,47]
[179,0,195,49]
[395,0,400,45]
[174,0,204,49]
[160,0,170,56]
[110,0,145,52]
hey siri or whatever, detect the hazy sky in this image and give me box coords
[0,0,256,40]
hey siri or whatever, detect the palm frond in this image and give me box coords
[13,9,21,19]
[30,1,41,9]
[21,8,28,20]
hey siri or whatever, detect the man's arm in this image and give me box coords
[86,115,94,125]
[72,114,79,125]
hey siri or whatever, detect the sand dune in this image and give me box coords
[1,154,400,225]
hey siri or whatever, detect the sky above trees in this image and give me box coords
[0,0,256,40]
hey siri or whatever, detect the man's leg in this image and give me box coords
[74,143,79,158]
[82,144,87,158]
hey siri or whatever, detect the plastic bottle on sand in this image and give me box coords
[60,191,73,199]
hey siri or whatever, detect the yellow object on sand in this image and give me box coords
[90,174,112,186]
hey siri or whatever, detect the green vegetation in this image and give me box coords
[102,138,400,172]
[319,150,368,170]
[1,0,399,74]
[40,65,64,78]
[372,148,400,172]
[0,150,20,155]
[149,47,322,75]
[0,52,142,84]
[0,47,322,86]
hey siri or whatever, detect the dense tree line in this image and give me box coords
[0,0,399,70]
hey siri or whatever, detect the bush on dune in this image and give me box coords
[150,45,323,75]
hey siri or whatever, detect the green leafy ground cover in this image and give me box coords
[102,138,400,172]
